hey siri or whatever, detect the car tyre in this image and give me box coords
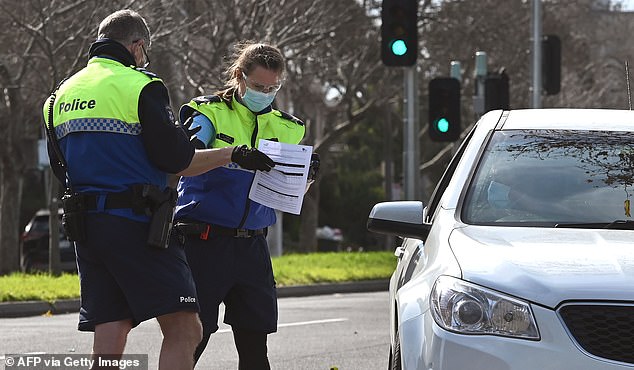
[21,253,34,273]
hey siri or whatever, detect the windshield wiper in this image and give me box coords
[604,220,634,230]
[554,220,634,230]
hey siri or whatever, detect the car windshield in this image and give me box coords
[29,216,50,233]
[462,129,634,227]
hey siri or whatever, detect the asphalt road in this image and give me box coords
[0,291,390,370]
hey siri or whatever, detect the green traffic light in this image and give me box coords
[391,39,408,56]
[436,118,450,133]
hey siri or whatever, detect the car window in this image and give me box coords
[25,214,65,236]
[425,127,477,223]
[462,129,634,226]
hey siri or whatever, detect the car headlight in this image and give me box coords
[430,276,540,340]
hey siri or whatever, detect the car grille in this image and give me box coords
[559,304,634,364]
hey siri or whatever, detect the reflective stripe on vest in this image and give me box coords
[54,118,142,139]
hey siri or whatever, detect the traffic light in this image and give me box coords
[429,77,461,142]
[485,71,510,112]
[381,0,418,67]
[542,34,561,95]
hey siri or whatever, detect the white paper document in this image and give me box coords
[248,139,313,215]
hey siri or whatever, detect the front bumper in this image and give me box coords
[400,304,634,370]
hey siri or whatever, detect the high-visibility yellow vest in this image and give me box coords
[180,93,305,149]
[44,57,160,136]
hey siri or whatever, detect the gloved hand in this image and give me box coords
[308,153,320,181]
[180,116,202,141]
[179,115,205,149]
[231,145,275,171]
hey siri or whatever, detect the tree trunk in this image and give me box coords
[298,180,320,253]
[0,161,22,274]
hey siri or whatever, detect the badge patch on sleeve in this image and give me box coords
[216,133,235,144]
[166,106,176,123]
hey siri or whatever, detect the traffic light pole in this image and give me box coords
[473,51,487,118]
[403,66,419,200]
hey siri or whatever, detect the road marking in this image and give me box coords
[216,318,348,334]
[278,318,348,328]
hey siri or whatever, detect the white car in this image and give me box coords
[368,109,634,370]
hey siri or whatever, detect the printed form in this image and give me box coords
[248,139,313,214]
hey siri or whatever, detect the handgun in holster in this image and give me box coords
[61,191,87,243]
[139,185,178,249]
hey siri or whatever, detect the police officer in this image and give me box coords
[174,41,313,369]
[43,11,273,370]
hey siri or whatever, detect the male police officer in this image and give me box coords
[43,10,273,370]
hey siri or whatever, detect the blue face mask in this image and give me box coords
[242,87,276,112]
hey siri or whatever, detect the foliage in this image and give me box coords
[318,114,391,248]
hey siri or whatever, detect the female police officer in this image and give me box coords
[174,42,306,369]
[43,11,273,369]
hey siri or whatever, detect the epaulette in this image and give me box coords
[279,111,305,126]
[192,95,222,105]
[133,66,159,79]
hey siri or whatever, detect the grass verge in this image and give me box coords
[0,251,396,303]
[0,273,80,303]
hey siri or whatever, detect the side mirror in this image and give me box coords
[366,201,431,240]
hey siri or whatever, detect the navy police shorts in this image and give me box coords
[184,233,277,334]
[75,213,199,332]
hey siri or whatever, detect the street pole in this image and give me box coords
[403,66,419,200]
[450,60,462,156]
[532,0,542,108]
[473,51,487,118]
[40,128,61,275]
[48,169,61,275]
[384,105,395,251]
[450,61,461,83]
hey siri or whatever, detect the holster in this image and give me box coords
[136,185,178,249]
[61,191,87,243]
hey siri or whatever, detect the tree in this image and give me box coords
[417,0,634,197]
[0,0,136,274]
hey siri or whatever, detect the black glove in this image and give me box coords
[231,145,275,171]
[308,153,320,181]
[180,116,202,141]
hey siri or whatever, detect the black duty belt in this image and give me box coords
[80,191,146,211]
[174,222,266,239]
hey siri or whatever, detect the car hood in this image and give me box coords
[450,225,634,308]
